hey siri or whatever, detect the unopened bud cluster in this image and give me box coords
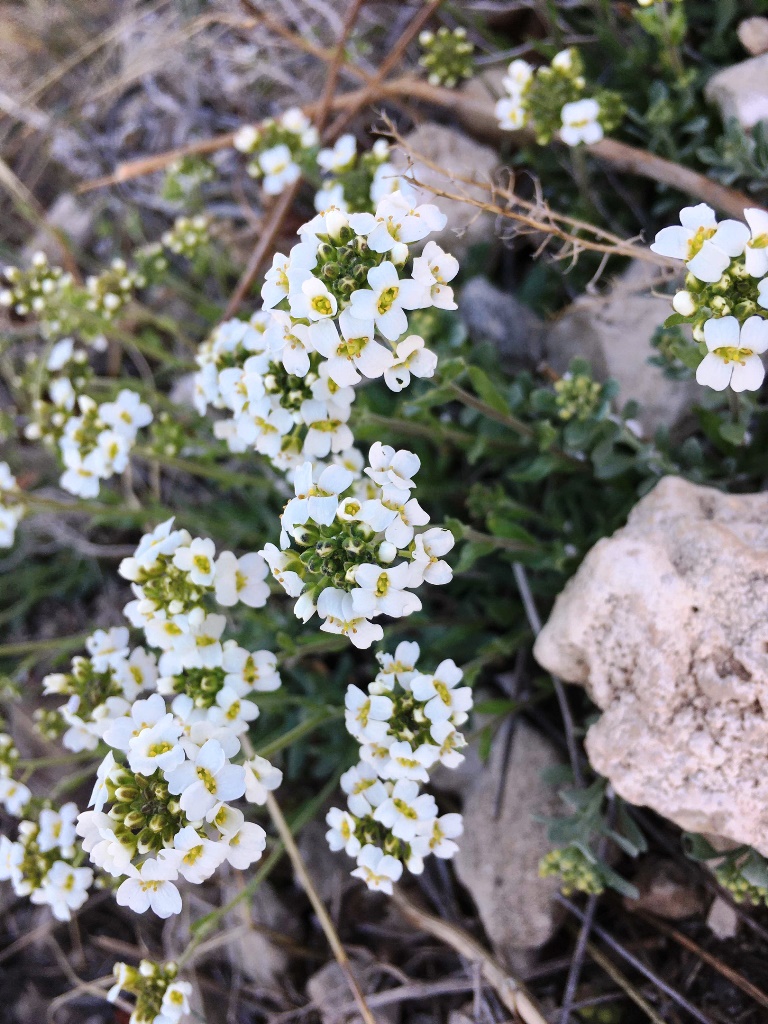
[108,960,192,1024]
[418,27,474,88]
[539,845,606,896]
[233,107,319,195]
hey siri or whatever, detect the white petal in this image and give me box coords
[730,353,765,392]
[687,242,729,283]
[696,352,732,391]
[741,315,768,355]
[703,315,739,352]
[650,226,692,261]
[679,204,717,230]
[711,219,750,257]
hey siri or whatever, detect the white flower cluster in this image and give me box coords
[41,627,158,752]
[25,342,153,498]
[72,520,282,917]
[652,204,768,392]
[0,800,94,921]
[234,107,319,195]
[0,461,24,548]
[193,192,454,473]
[325,642,471,893]
[314,135,398,214]
[108,959,192,1024]
[262,443,454,649]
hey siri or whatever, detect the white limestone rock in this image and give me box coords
[533,476,768,854]
[704,54,768,130]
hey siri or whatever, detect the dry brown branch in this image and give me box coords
[390,890,549,1024]
[324,0,445,138]
[76,70,763,222]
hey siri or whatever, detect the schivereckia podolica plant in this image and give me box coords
[2,2,768,1022]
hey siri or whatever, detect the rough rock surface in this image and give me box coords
[391,123,498,259]
[453,720,563,964]
[459,277,545,369]
[533,476,768,855]
[544,261,698,435]
[704,54,768,129]
[307,952,400,1024]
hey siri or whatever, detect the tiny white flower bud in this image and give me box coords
[672,290,696,316]
[378,541,397,563]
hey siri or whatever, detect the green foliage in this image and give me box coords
[698,118,768,197]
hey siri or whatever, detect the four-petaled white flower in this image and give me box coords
[116,858,182,918]
[344,684,393,743]
[325,808,361,857]
[560,98,603,146]
[351,844,403,894]
[162,825,226,884]
[243,755,283,804]
[166,739,246,819]
[173,537,217,586]
[373,779,437,841]
[651,204,750,283]
[259,144,301,195]
[214,550,270,608]
[348,261,427,341]
[744,208,768,278]
[696,315,768,393]
[411,660,472,725]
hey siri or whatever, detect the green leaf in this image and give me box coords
[467,366,509,415]
[473,698,519,716]
[719,420,747,446]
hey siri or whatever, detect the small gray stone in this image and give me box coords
[706,896,739,939]
[453,720,564,965]
[544,261,699,435]
[307,952,400,1024]
[704,54,768,130]
[459,277,545,368]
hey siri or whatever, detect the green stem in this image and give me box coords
[132,449,271,491]
[254,709,343,760]
[0,633,89,658]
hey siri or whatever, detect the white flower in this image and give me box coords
[325,808,360,857]
[696,315,768,392]
[408,527,454,586]
[318,133,357,173]
[104,692,175,753]
[125,518,190,573]
[502,59,533,94]
[265,310,315,376]
[351,844,403,894]
[173,537,216,587]
[165,609,228,673]
[86,627,130,672]
[281,462,353,543]
[243,755,283,804]
[374,641,421,691]
[360,487,430,548]
[366,191,446,254]
[214,550,270,608]
[166,739,246,819]
[366,443,420,492]
[161,981,193,1021]
[413,812,463,859]
[224,819,267,869]
[127,717,185,777]
[672,290,697,316]
[411,241,458,309]
[373,779,437,842]
[340,761,388,817]
[381,740,439,782]
[89,751,118,812]
[315,182,348,213]
[98,389,152,438]
[38,802,78,855]
[351,562,421,619]
[113,647,158,700]
[560,98,603,146]
[47,337,74,371]
[311,309,394,387]
[744,208,768,278]
[382,334,436,392]
[59,448,101,498]
[344,684,393,743]
[259,144,301,195]
[759,278,768,309]
[430,719,467,768]
[0,776,31,816]
[348,262,428,342]
[234,124,259,152]
[162,825,226,884]
[207,686,260,734]
[495,94,528,130]
[222,644,281,693]
[34,861,92,921]
[650,204,751,283]
[261,542,305,597]
[116,858,182,918]
[261,244,316,309]
[289,278,338,323]
[411,660,472,725]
